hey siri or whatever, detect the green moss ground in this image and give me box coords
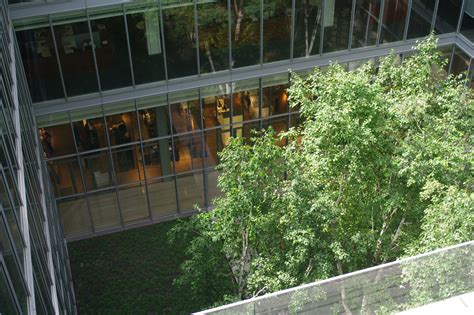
[68,219,197,314]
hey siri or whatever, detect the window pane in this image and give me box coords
[203,128,226,167]
[263,0,291,63]
[461,4,474,42]
[105,111,140,146]
[231,0,260,68]
[87,189,121,230]
[435,0,462,34]
[406,0,435,40]
[174,132,204,173]
[16,27,64,102]
[177,172,204,211]
[379,0,408,44]
[147,177,178,218]
[39,123,75,158]
[52,18,99,97]
[233,79,260,122]
[112,144,144,185]
[450,47,470,77]
[352,0,380,48]
[206,169,223,203]
[198,0,229,73]
[163,1,198,79]
[57,196,92,236]
[126,9,166,84]
[79,150,113,191]
[143,137,174,178]
[0,267,18,315]
[262,73,289,116]
[323,0,352,53]
[170,90,201,134]
[294,0,322,57]
[47,158,83,197]
[201,83,231,129]
[118,183,149,224]
[137,95,170,140]
[90,12,133,91]
[70,107,107,152]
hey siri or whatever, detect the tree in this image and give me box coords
[169,36,473,311]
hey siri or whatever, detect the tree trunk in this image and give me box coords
[234,0,244,42]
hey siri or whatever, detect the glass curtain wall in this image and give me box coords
[352,0,380,49]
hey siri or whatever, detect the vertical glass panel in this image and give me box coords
[379,0,408,44]
[112,144,144,185]
[79,150,113,191]
[450,47,470,77]
[461,3,474,42]
[147,176,178,218]
[52,15,99,96]
[262,115,288,145]
[198,0,229,73]
[177,171,205,211]
[57,196,92,236]
[323,0,352,53]
[352,0,381,48]
[231,0,260,68]
[126,8,166,84]
[38,123,75,158]
[118,183,149,224]
[47,158,83,197]
[242,121,260,143]
[174,132,204,173]
[201,83,231,129]
[205,169,223,203]
[203,128,225,167]
[136,95,170,140]
[406,0,436,40]
[469,61,474,90]
[435,0,462,34]
[70,107,107,152]
[294,0,322,57]
[143,137,174,179]
[263,0,292,62]
[262,73,289,116]
[90,9,133,91]
[169,89,201,134]
[162,0,198,79]
[104,103,140,145]
[87,189,121,230]
[16,26,64,102]
[0,268,18,315]
[233,79,260,122]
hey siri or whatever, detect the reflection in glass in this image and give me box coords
[47,158,83,197]
[263,0,292,63]
[203,129,224,167]
[242,121,260,143]
[323,0,352,53]
[263,116,288,146]
[406,0,435,40]
[206,169,223,203]
[53,19,99,96]
[174,132,203,173]
[162,1,198,79]
[112,144,144,185]
[379,0,408,44]
[231,0,260,68]
[435,0,462,34]
[147,177,178,218]
[177,172,204,211]
[294,0,322,57]
[461,5,474,42]
[201,84,231,129]
[198,0,229,73]
[79,150,113,191]
[118,183,149,223]
[106,111,139,146]
[38,123,75,158]
[352,0,380,48]
[233,79,260,122]
[57,196,92,236]
[262,74,289,116]
[16,27,64,102]
[90,13,132,90]
[126,9,166,84]
[87,189,121,230]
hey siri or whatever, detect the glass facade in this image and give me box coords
[1,0,76,313]
[13,0,470,104]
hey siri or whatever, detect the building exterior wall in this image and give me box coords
[5,0,474,240]
[0,0,76,313]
